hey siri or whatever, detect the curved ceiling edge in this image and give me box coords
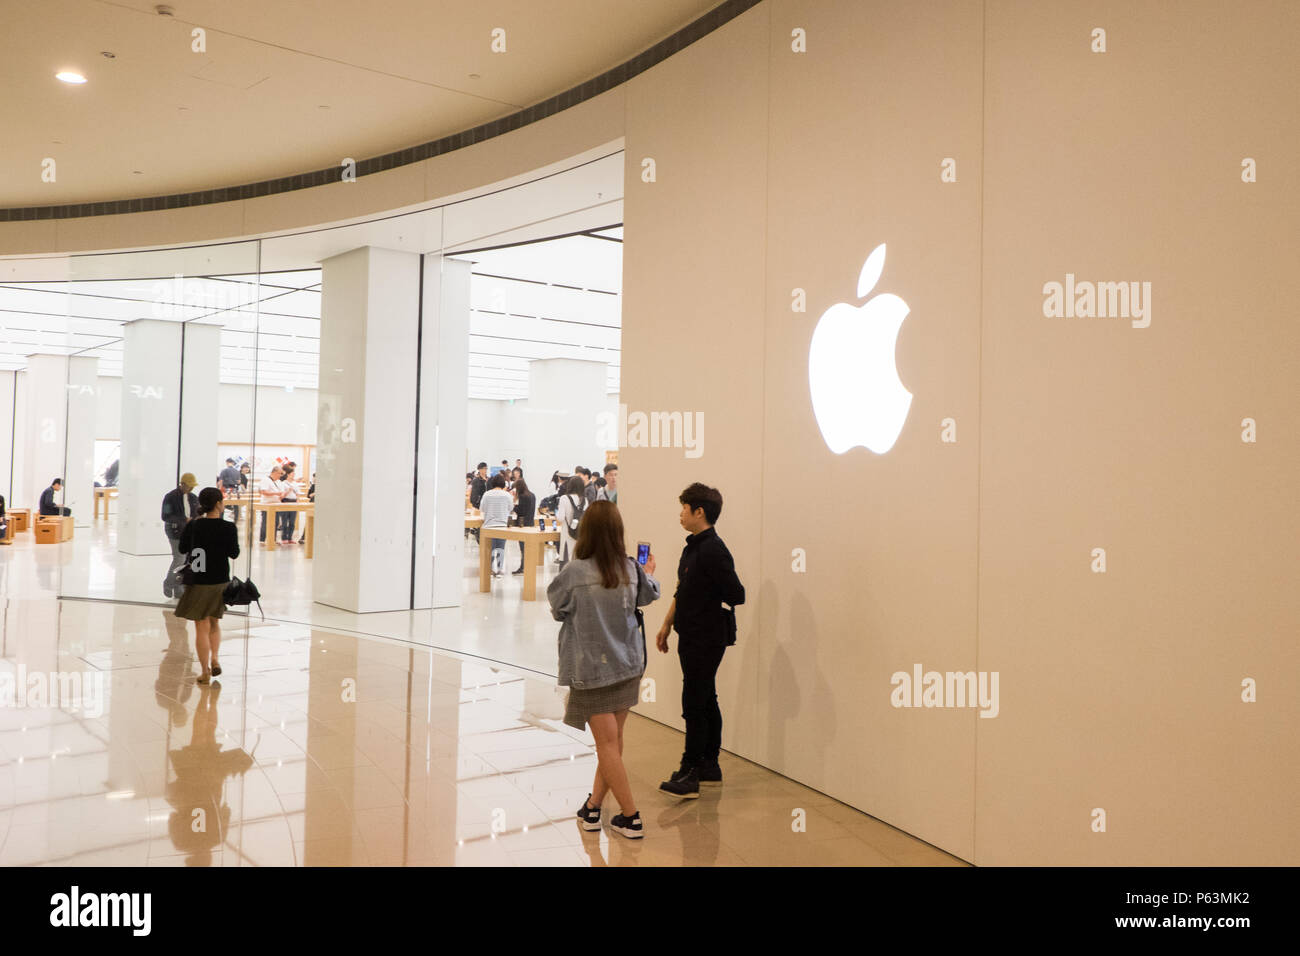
[0,0,762,223]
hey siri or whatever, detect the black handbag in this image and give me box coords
[223,576,264,620]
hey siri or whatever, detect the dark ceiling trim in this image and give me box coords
[0,0,762,223]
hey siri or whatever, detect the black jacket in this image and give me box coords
[469,476,487,508]
[161,488,200,539]
[39,486,62,516]
[673,526,745,643]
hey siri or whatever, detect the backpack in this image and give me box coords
[565,494,586,535]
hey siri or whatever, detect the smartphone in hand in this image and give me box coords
[636,541,651,566]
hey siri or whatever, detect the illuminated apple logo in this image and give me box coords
[808,243,912,454]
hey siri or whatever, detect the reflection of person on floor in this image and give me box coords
[161,473,200,599]
[39,478,71,516]
[155,611,195,725]
[165,682,254,866]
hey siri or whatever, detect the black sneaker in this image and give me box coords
[697,759,723,785]
[610,811,644,839]
[576,795,602,831]
[659,767,700,799]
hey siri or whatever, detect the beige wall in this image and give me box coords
[620,0,1298,865]
[1,0,1294,865]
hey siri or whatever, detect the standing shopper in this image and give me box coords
[548,501,660,838]
[556,475,587,568]
[478,472,513,576]
[511,477,536,575]
[160,473,200,598]
[656,483,746,798]
[173,487,240,684]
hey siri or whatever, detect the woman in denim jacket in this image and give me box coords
[548,501,660,838]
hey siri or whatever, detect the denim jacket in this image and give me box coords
[549,556,661,689]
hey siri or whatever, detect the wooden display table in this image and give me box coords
[252,500,314,550]
[93,487,119,519]
[35,515,74,543]
[9,508,30,533]
[478,526,561,601]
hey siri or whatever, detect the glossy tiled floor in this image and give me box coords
[0,520,965,866]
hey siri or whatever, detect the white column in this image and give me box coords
[118,321,181,555]
[64,356,98,525]
[420,256,470,609]
[0,371,15,503]
[524,358,610,483]
[315,247,422,614]
[21,354,96,521]
[178,325,221,489]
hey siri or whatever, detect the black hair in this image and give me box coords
[197,487,224,513]
[477,461,488,470]
[603,463,618,475]
[489,473,507,490]
[51,477,63,486]
[679,482,723,525]
[225,458,235,464]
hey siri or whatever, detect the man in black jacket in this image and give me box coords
[161,473,200,598]
[656,482,746,798]
[39,478,71,516]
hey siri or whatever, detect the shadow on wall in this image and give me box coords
[766,585,836,785]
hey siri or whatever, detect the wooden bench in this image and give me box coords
[35,515,74,543]
[9,508,30,533]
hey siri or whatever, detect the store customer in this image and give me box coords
[548,501,660,838]
[479,472,513,577]
[173,487,240,684]
[161,473,200,598]
[556,475,586,568]
[258,465,286,543]
[511,477,536,575]
[39,478,72,517]
[279,463,299,544]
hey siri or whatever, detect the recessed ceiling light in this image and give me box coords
[132,170,143,175]
[56,71,87,84]
[468,73,480,80]
[101,51,116,59]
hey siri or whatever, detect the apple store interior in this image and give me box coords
[0,0,1293,876]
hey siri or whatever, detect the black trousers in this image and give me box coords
[678,638,726,765]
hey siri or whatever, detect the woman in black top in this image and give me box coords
[173,487,241,683]
[511,478,536,575]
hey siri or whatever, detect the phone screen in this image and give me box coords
[636,542,650,565]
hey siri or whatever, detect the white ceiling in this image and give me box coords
[1,0,715,206]
[0,229,622,398]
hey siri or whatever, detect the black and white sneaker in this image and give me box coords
[659,767,700,799]
[610,811,644,839]
[576,795,602,832]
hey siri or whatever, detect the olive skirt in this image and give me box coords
[563,675,642,730]
[174,582,228,621]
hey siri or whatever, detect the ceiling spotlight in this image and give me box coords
[101,51,116,59]
[56,71,87,84]
[155,4,174,16]
[468,73,480,80]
